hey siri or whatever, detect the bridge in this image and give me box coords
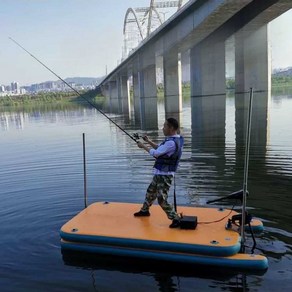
[98,0,291,131]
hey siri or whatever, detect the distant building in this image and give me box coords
[40,81,57,90]
[11,81,20,94]
[31,83,40,92]
[1,77,100,95]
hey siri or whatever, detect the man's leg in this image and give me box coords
[134,176,158,216]
[141,175,158,211]
[156,175,180,221]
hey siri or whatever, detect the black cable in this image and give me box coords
[198,204,236,225]
[173,176,177,212]
[248,221,257,253]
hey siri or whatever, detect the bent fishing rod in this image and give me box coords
[9,37,138,143]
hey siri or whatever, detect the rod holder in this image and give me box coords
[240,88,254,250]
[83,133,88,208]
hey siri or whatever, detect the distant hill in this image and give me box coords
[62,77,105,86]
[273,67,292,77]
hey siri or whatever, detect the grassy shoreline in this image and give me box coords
[1,79,291,109]
[0,92,78,107]
[0,89,105,108]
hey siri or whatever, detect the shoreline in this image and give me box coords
[0,89,105,108]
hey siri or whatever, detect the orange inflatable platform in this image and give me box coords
[60,202,268,270]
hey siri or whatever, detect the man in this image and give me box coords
[134,117,184,228]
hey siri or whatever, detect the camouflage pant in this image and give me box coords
[141,175,180,220]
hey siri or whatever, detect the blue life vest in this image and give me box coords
[154,136,184,172]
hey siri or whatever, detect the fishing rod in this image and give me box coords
[9,37,138,143]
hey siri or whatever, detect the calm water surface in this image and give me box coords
[0,90,291,291]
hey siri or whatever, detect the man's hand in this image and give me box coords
[142,135,150,142]
[142,135,158,149]
[137,140,150,153]
[137,141,144,149]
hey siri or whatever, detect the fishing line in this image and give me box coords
[9,37,138,143]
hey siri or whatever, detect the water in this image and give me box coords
[0,90,291,291]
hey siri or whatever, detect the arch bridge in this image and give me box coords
[123,1,185,59]
[98,0,292,147]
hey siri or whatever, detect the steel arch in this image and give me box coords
[123,8,144,40]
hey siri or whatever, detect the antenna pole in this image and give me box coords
[83,133,88,208]
[241,88,253,251]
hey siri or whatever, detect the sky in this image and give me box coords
[0,0,291,86]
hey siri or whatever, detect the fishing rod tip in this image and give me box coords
[8,36,17,42]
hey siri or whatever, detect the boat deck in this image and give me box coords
[60,202,267,270]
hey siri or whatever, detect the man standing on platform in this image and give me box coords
[134,117,184,228]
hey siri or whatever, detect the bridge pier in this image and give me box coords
[163,51,182,118]
[190,39,226,97]
[140,63,158,129]
[101,83,110,109]
[108,80,119,113]
[234,25,270,157]
[132,71,141,123]
[119,75,131,117]
[132,52,158,129]
[235,25,271,92]
[190,38,226,149]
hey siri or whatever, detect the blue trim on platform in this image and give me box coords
[61,241,268,270]
[245,224,264,233]
[60,230,241,257]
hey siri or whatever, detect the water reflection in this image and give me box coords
[1,88,292,290]
[235,91,269,150]
[0,110,25,130]
[62,251,263,291]
[191,94,226,149]
[0,103,94,131]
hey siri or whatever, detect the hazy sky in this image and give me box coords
[0,0,291,86]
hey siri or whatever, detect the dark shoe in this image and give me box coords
[169,219,180,228]
[134,210,150,217]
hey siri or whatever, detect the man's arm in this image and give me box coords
[137,140,176,158]
[137,141,151,153]
[149,140,175,158]
[143,135,158,149]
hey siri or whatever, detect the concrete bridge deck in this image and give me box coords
[97,0,291,155]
